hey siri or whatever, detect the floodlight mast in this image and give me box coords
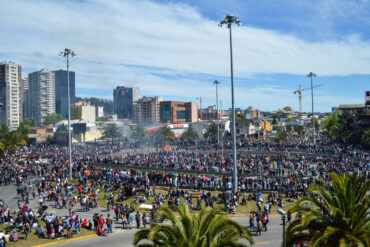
[58,48,76,179]
[219,15,241,195]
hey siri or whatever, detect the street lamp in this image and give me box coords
[307,72,316,145]
[58,48,76,179]
[213,80,221,145]
[219,15,241,194]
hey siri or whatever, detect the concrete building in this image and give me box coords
[70,102,96,122]
[113,86,140,119]
[22,77,28,121]
[96,106,104,118]
[26,69,55,125]
[133,96,163,125]
[160,101,198,123]
[244,106,260,119]
[53,70,75,118]
[0,62,23,129]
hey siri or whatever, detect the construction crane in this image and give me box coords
[294,84,324,117]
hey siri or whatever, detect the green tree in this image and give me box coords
[285,117,297,131]
[361,129,370,146]
[22,118,35,127]
[45,113,64,125]
[102,123,123,144]
[286,172,370,247]
[134,204,253,247]
[161,126,175,141]
[204,122,222,140]
[17,120,30,141]
[96,117,106,122]
[56,124,68,132]
[132,125,148,143]
[273,129,287,143]
[0,124,27,154]
[180,126,199,141]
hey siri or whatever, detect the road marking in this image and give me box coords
[256,241,271,245]
[32,234,98,247]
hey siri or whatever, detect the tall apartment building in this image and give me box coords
[113,86,140,119]
[22,77,28,121]
[53,70,75,118]
[160,101,198,123]
[26,69,55,125]
[0,62,23,129]
[133,96,163,125]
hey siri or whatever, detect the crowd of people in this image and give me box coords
[0,134,368,245]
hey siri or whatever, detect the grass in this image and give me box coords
[96,186,295,215]
[0,219,95,247]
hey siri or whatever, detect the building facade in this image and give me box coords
[0,62,23,129]
[71,102,96,122]
[26,69,55,125]
[160,101,198,123]
[113,86,140,119]
[133,96,163,125]
[53,70,75,118]
[96,106,104,118]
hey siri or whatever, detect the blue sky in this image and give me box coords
[1,0,369,112]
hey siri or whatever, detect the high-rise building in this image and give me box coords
[22,77,28,121]
[113,86,139,119]
[26,69,55,125]
[160,101,198,123]
[0,62,23,129]
[133,96,163,125]
[53,70,75,118]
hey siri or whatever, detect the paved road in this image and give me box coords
[51,216,284,247]
[0,179,284,247]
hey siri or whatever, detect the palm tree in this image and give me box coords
[180,126,199,141]
[132,125,148,144]
[134,204,253,247]
[286,172,369,247]
[204,122,222,140]
[102,123,123,144]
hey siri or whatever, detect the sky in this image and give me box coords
[0,0,369,112]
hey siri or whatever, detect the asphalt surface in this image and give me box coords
[0,178,284,247]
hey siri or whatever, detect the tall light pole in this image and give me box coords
[213,80,221,145]
[59,48,76,179]
[219,15,240,194]
[307,72,316,145]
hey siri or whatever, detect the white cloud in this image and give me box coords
[0,0,368,111]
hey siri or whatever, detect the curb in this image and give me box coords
[32,234,98,247]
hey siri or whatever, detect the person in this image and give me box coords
[135,212,140,229]
[142,213,147,228]
[106,214,112,234]
[97,226,103,236]
[87,220,92,230]
[98,215,104,228]
[257,220,262,236]
[121,214,127,229]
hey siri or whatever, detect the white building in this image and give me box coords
[96,106,104,118]
[0,62,23,129]
[133,96,163,125]
[71,103,96,123]
[26,69,55,125]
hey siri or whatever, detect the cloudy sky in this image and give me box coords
[1,0,369,112]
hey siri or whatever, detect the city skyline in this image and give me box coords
[1,0,370,112]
